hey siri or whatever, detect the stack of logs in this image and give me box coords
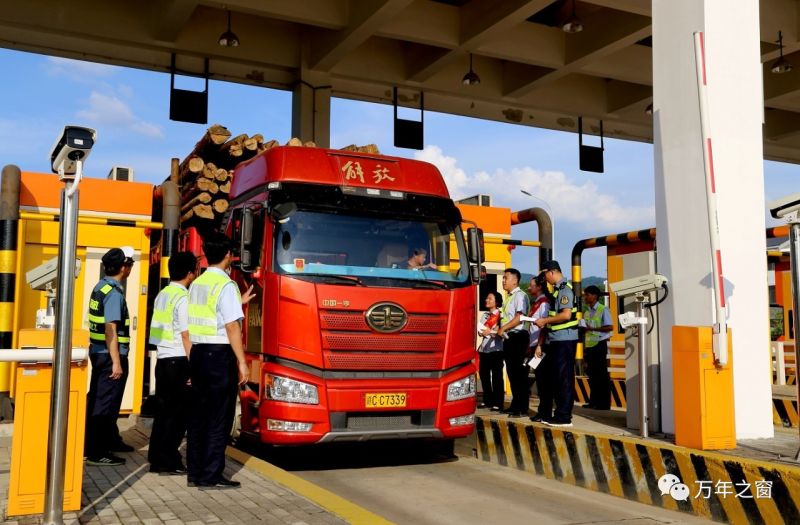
[173,123,380,227]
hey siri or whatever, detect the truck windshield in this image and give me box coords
[273,210,469,287]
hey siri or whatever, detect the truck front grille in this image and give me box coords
[330,410,436,431]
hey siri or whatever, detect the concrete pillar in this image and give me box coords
[291,76,331,148]
[653,0,772,439]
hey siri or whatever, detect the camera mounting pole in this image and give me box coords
[633,293,649,439]
[43,158,84,524]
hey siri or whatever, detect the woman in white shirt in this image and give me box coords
[478,291,505,410]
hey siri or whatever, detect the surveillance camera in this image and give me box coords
[26,257,82,291]
[50,125,96,177]
[768,192,800,223]
[609,273,668,298]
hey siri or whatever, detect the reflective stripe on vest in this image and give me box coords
[88,281,130,344]
[188,270,240,344]
[149,284,188,348]
[583,302,607,348]
[549,282,578,331]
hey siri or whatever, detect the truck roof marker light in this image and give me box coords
[389,191,404,199]
[366,188,380,196]
[267,182,281,190]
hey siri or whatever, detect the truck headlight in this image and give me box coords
[446,375,476,401]
[264,374,319,405]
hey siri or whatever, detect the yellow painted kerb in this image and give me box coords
[226,446,395,525]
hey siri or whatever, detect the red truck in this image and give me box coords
[174,146,483,448]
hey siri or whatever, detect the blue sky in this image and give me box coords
[0,48,794,279]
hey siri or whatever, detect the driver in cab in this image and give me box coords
[407,248,437,270]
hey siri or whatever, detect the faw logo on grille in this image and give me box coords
[366,303,408,333]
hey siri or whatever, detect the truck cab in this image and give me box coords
[227,146,482,445]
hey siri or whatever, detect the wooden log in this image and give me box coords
[286,137,303,147]
[191,204,214,220]
[181,179,218,201]
[178,155,205,184]
[180,192,212,213]
[212,199,229,214]
[214,168,229,181]
[200,163,218,181]
[181,209,194,222]
[193,124,231,153]
[303,141,316,148]
[243,135,260,151]
[220,134,247,157]
[340,144,359,152]
[359,144,380,154]
[218,181,231,194]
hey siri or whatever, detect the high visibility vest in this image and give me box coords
[583,302,607,348]
[188,269,241,344]
[149,283,188,349]
[500,289,528,331]
[548,282,578,331]
[88,280,130,345]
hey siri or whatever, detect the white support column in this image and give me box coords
[291,76,331,148]
[653,0,773,439]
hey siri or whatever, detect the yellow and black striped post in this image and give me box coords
[0,165,20,352]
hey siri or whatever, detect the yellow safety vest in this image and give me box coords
[88,280,130,345]
[149,283,188,349]
[583,302,607,348]
[500,288,529,331]
[188,269,241,344]
[549,282,578,331]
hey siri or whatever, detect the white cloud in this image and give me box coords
[77,91,164,139]
[45,56,116,81]
[415,145,654,230]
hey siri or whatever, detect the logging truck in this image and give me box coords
[154,130,484,447]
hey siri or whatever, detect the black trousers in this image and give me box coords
[148,356,191,469]
[535,344,554,418]
[478,351,504,408]
[187,344,237,484]
[585,340,611,409]
[550,339,578,421]
[85,353,129,459]
[503,331,530,413]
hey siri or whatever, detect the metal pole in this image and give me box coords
[43,162,80,525]
[787,223,800,461]
[637,295,649,438]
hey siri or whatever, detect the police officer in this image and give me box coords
[85,246,135,466]
[534,261,579,427]
[147,252,198,474]
[186,233,253,488]
[496,268,530,417]
[581,285,612,410]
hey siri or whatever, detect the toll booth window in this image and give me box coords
[769,304,785,341]
[273,210,469,285]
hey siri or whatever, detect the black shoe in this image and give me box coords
[151,465,187,475]
[477,403,488,409]
[544,418,573,428]
[582,403,595,409]
[489,406,502,412]
[529,414,550,423]
[110,442,135,452]
[507,411,526,418]
[197,477,240,489]
[86,455,126,466]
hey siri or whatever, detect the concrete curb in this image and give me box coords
[476,415,800,525]
[773,397,798,428]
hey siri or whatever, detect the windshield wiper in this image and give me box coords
[302,274,367,286]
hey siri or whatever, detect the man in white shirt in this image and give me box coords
[187,233,254,489]
[147,252,197,474]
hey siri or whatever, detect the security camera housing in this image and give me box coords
[26,256,82,290]
[768,192,800,222]
[609,273,668,297]
[50,125,97,176]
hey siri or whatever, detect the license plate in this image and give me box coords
[365,392,407,408]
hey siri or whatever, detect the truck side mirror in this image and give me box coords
[466,227,484,264]
[470,264,486,283]
[239,208,254,272]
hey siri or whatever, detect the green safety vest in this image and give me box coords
[583,302,607,348]
[549,282,578,331]
[188,269,241,344]
[88,280,130,345]
[149,283,188,349]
